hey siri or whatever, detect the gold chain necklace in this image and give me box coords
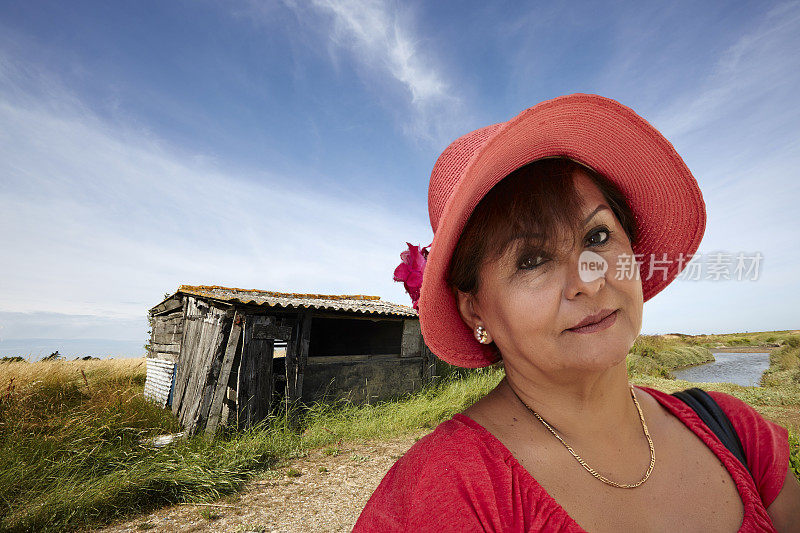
[510,382,656,489]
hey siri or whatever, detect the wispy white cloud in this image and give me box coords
[275,0,467,144]
[311,0,444,102]
[621,3,800,332]
[641,3,800,267]
[649,2,800,143]
[0,52,429,340]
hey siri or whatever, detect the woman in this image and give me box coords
[354,94,799,532]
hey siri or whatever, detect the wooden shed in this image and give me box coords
[145,285,436,436]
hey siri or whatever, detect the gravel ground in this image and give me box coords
[97,430,428,533]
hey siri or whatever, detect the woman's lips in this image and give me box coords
[566,310,618,334]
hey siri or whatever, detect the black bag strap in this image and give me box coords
[671,387,751,474]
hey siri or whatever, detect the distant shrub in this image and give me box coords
[629,335,670,358]
[789,430,800,482]
[626,354,670,378]
[41,350,64,361]
[627,344,714,379]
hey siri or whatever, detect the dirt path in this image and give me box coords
[98,430,428,533]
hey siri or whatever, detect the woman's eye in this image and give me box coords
[587,227,611,247]
[519,255,548,270]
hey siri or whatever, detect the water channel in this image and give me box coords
[672,352,771,387]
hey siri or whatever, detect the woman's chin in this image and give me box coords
[550,341,631,374]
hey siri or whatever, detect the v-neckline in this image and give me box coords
[451,385,756,532]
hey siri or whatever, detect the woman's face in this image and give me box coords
[459,169,644,378]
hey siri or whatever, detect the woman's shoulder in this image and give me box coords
[705,390,791,507]
[353,413,516,532]
[635,384,787,441]
[636,384,790,507]
[391,413,509,473]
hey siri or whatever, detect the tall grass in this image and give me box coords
[0,359,502,532]
[0,358,179,531]
[297,367,502,446]
[682,330,799,348]
[760,338,800,387]
[625,335,714,378]
[1,332,797,531]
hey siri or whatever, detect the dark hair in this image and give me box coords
[447,157,638,296]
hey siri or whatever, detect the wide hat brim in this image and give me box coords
[418,93,706,368]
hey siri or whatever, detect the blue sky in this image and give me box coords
[1,0,798,359]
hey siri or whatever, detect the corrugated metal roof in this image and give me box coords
[144,358,176,407]
[170,284,418,317]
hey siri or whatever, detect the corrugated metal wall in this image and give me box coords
[144,358,176,407]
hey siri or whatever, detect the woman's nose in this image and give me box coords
[563,251,606,299]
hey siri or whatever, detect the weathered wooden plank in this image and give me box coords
[181,314,214,430]
[296,311,312,402]
[400,319,422,357]
[306,354,400,363]
[177,298,225,426]
[154,321,184,335]
[154,321,183,339]
[151,352,178,364]
[155,330,182,339]
[221,385,237,427]
[191,315,227,431]
[154,314,184,329]
[150,341,181,353]
[237,315,277,429]
[253,323,293,341]
[205,311,243,438]
[285,311,311,418]
[151,295,183,316]
[171,301,200,416]
[236,315,252,428]
[284,319,298,415]
[153,322,183,337]
[185,296,209,319]
[175,310,210,423]
[301,356,425,404]
[299,310,408,321]
[191,309,234,436]
[422,342,437,385]
[220,335,241,429]
[182,306,229,434]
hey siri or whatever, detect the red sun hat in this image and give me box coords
[417,93,707,369]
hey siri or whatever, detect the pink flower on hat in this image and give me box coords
[393,242,431,310]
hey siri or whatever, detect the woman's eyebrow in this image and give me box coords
[583,204,611,225]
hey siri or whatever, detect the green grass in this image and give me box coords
[0,360,501,532]
[760,341,800,388]
[1,331,797,531]
[680,330,799,349]
[625,335,715,378]
[791,431,800,481]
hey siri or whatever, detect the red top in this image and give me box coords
[353,386,790,532]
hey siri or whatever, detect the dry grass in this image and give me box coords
[0,357,500,532]
[0,357,147,392]
[625,335,715,378]
[1,332,798,532]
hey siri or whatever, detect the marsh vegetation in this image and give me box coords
[1,331,798,531]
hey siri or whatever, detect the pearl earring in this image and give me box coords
[474,325,490,344]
